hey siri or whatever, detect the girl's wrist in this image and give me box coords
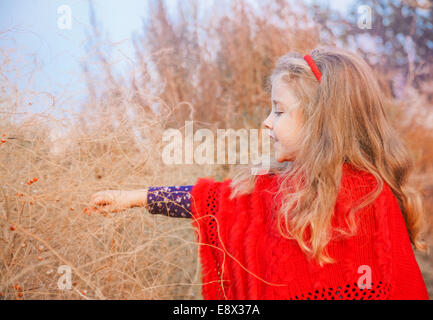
[129,189,148,208]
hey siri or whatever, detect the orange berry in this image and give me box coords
[10,225,16,231]
[36,256,43,261]
[17,292,23,297]
[32,177,38,182]
[72,281,78,286]
[1,133,5,136]
[14,284,21,291]
[29,201,34,205]
[70,207,75,211]
[1,139,6,143]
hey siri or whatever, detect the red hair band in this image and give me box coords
[304,54,322,83]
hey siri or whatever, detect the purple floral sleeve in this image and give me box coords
[146,185,193,218]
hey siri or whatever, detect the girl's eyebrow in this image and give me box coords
[272,99,286,111]
[272,99,284,105]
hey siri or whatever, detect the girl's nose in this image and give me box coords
[263,113,273,130]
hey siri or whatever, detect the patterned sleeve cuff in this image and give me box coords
[146,185,193,218]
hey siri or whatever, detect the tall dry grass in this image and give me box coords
[0,0,432,299]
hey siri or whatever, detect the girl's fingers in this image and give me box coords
[90,205,109,214]
[88,191,120,216]
[99,206,115,216]
[92,197,110,206]
[89,206,100,214]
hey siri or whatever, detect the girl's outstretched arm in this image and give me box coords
[90,186,193,218]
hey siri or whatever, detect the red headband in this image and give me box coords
[304,54,322,83]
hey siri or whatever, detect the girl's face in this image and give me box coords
[263,77,304,162]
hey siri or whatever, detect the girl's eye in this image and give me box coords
[273,111,283,117]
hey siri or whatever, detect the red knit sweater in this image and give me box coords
[190,163,429,300]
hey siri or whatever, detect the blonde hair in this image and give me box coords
[229,46,427,265]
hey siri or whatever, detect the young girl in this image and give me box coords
[89,47,429,300]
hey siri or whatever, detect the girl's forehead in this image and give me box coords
[272,79,297,103]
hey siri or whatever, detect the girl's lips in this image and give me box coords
[268,132,278,141]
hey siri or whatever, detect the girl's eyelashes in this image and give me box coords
[273,111,283,117]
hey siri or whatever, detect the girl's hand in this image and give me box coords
[89,190,133,215]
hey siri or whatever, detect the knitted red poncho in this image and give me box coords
[190,163,429,300]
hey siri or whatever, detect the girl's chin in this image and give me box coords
[274,151,285,163]
[274,149,294,163]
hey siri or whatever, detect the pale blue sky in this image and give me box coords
[0,0,354,117]
[0,0,153,116]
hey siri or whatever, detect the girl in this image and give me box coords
[89,47,429,300]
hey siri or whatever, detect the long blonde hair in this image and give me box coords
[229,46,427,265]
